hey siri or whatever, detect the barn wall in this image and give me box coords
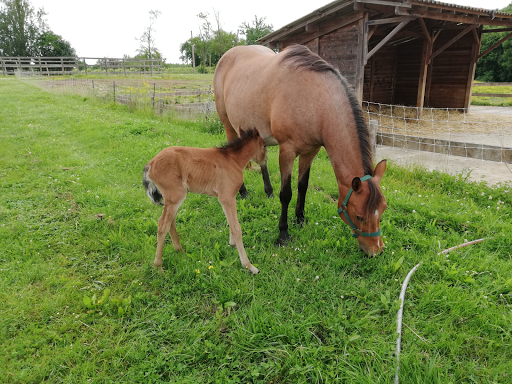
[427,31,474,108]
[394,39,424,106]
[363,45,397,104]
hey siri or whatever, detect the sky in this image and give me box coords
[29,0,512,64]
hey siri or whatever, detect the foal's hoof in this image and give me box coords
[246,265,260,274]
[152,263,164,274]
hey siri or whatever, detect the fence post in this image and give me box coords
[84,58,87,76]
[113,81,116,103]
[159,98,163,115]
[122,59,126,77]
[1,57,5,76]
[152,83,156,108]
[369,120,378,158]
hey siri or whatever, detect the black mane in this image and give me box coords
[280,44,382,215]
[218,128,260,152]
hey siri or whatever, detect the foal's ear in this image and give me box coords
[238,126,246,135]
[372,159,387,185]
[352,177,362,192]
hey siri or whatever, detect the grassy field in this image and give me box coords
[471,84,512,107]
[1,77,512,383]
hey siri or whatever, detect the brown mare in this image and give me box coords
[143,128,267,274]
[214,44,387,255]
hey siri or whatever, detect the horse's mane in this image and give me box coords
[218,128,260,152]
[280,44,382,216]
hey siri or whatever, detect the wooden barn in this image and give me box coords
[257,0,512,109]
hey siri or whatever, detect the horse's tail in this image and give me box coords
[142,165,164,206]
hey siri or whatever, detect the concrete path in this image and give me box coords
[375,145,512,186]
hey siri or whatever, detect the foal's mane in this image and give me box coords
[218,128,260,152]
[280,44,382,215]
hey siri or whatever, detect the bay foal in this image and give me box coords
[143,128,266,274]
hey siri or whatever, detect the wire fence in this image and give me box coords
[362,101,512,163]
[18,76,512,165]
[23,77,213,119]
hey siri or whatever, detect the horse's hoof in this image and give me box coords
[239,191,248,199]
[275,234,291,247]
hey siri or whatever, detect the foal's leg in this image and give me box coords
[276,148,296,246]
[154,195,185,271]
[219,195,259,274]
[261,165,274,198]
[295,150,320,225]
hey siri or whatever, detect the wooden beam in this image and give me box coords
[366,16,414,25]
[430,25,476,62]
[464,34,480,110]
[358,0,412,7]
[472,28,480,45]
[305,23,319,32]
[290,13,364,46]
[395,7,512,27]
[477,31,512,60]
[365,20,411,63]
[416,37,432,109]
[418,17,431,43]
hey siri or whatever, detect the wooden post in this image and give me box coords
[416,37,432,115]
[152,83,155,108]
[61,57,64,75]
[104,58,108,75]
[38,57,42,75]
[113,81,116,103]
[122,59,126,77]
[464,27,482,110]
[198,87,201,102]
[159,98,163,115]
[1,57,5,76]
[84,58,87,75]
[369,120,378,158]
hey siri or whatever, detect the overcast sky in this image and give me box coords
[29,0,512,63]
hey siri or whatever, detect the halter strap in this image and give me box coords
[337,175,382,238]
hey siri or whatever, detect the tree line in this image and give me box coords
[179,13,273,71]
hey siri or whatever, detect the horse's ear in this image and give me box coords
[352,177,362,192]
[372,159,387,186]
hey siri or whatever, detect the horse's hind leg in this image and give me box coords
[295,150,320,225]
[154,197,185,271]
[219,196,259,274]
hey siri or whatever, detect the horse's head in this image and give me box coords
[338,160,387,256]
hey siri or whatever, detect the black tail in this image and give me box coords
[142,165,164,206]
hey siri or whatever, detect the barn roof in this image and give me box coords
[258,0,512,47]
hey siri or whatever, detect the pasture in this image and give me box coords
[1,77,512,383]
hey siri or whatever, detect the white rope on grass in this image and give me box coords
[394,238,489,383]
[394,262,422,384]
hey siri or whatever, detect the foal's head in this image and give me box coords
[221,127,267,166]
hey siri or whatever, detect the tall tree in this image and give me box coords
[136,10,162,59]
[239,16,273,45]
[0,0,47,56]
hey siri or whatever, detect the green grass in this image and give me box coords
[1,77,512,383]
[471,84,512,106]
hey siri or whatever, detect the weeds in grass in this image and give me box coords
[1,78,511,383]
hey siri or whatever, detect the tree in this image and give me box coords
[475,2,512,82]
[179,12,241,67]
[35,30,75,57]
[0,0,47,56]
[239,16,273,46]
[136,10,162,59]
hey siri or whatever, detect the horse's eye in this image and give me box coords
[356,216,365,222]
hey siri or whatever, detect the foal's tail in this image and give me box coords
[142,165,164,206]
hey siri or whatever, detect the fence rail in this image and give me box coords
[1,56,163,76]
[472,82,512,98]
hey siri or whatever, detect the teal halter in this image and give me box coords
[337,175,382,238]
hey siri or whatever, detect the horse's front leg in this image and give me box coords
[276,149,296,246]
[295,150,319,225]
